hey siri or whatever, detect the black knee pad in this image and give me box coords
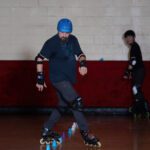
[132,85,144,101]
[72,97,84,111]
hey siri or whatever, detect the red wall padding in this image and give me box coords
[0,61,149,108]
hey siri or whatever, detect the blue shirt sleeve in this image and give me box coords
[40,40,53,59]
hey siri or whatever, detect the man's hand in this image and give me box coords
[123,70,132,80]
[123,75,129,79]
[79,67,88,76]
[36,72,47,92]
[123,75,132,80]
[123,65,132,79]
[36,82,47,92]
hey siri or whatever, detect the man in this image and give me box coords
[35,18,101,147]
[123,30,149,117]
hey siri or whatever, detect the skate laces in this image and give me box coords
[82,131,95,139]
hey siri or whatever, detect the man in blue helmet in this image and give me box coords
[35,18,101,147]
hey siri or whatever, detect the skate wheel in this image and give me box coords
[84,141,88,146]
[40,138,46,145]
[146,112,150,119]
[133,114,138,119]
[46,141,51,144]
[141,112,150,119]
[97,141,102,147]
[138,114,142,118]
[56,141,61,145]
[135,114,141,119]
[84,141,101,148]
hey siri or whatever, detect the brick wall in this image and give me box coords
[0,0,150,60]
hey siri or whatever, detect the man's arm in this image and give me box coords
[124,49,137,79]
[78,53,86,66]
[73,36,88,76]
[35,39,52,91]
[78,53,88,76]
[35,53,47,92]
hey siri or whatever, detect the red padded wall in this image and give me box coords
[0,61,149,108]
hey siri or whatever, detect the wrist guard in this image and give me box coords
[37,72,44,85]
[124,69,131,77]
[79,60,87,67]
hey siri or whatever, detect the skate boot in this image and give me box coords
[129,100,149,119]
[40,128,61,145]
[80,130,101,148]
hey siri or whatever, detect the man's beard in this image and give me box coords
[61,37,68,43]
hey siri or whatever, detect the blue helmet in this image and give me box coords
[57,18,73,33]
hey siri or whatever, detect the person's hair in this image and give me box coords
[123,30,136,38]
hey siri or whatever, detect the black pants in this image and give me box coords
[132,68,145,101]
[43,81,88,131]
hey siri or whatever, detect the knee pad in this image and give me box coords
[72,97,84,111]
[132,85,138,95]
[132,85,144,101]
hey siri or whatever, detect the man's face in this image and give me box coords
[58,32,70,42]
[124,36,135,45]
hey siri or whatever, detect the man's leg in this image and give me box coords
[43,92,67,130]
[131,68,149,114]
[40,92,67,144]
[52,81,88,131]
[52,81,101,147]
